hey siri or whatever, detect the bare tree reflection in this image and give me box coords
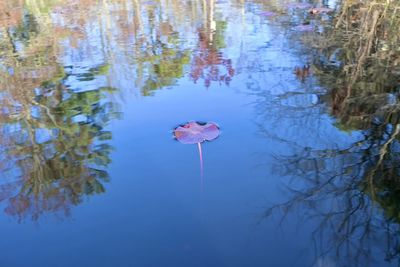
[261,1,400,266]
[266,114,400,265]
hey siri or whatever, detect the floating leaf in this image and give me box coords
[173,121,220,190]
[174,121,220,145]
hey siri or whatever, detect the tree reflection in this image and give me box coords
[132,0,235,92]
[263,1,400,265]
[0,66,118,221]
[267,121,400,265]
[189,0,235,87]
[0,0,242,221]
[0,3,119,221]
[190,21,235,87]
[133,19,191,96]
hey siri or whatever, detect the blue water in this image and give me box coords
[0,1,397,266]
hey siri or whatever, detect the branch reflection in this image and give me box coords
[263,1,400,265]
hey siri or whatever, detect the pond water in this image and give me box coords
[0,0,399,266]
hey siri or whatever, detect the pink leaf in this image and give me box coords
[174,122,220,145]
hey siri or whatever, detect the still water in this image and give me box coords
[0,0,399,266]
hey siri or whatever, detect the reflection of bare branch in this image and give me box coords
[259,1,400,265]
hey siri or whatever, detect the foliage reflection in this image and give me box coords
[0,0,239,220]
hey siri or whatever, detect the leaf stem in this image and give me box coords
[197,142,204,191]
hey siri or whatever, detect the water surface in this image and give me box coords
[0,0,399,266]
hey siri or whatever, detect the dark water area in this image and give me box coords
[1,0,400,266]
